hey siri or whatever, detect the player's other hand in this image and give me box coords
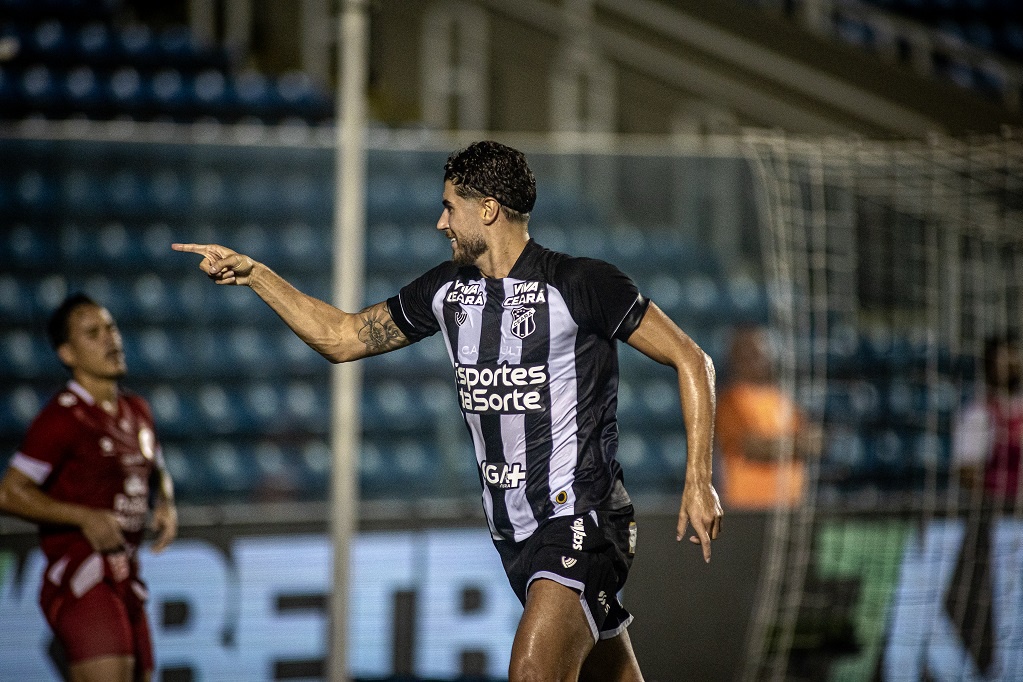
[81,509,126,553]
[677,482,722,563]
[172,243,256,286]
[150,501,178,553]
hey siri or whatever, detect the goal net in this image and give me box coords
[739,130,1023,682]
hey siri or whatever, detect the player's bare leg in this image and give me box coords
[509,578,595,682]
[580,628,644,682]
[69,654,134,682]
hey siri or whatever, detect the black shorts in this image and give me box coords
[495,506,637,641]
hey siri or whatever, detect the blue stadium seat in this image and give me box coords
[30,20,73,62]
[0,384,47,436]
[249,440,305,500]
[723,273,769,324]
[106,66,148,116]
[273,70,332,122]
[205,439,258,496]
[192,68,230,118]
[283,380,328,430]
[0,330,44,379]
[824,426,867,471]
[75,21,115,65]
[64,64,105,115]
[233,69,275,119]
[616,431,675,487]
[386,439,442,492]
[196,384,243,433]
[606,224,648,270]
[911,430,950,470]
[149,68,191,118]
[226,326,276,373]
[15,169,59,212]
[297,439,331,493]
[145,384,197,436]
[1,223,58,268]
[0,275,33,323]
[160,444,216,500]
[116,24,157,66]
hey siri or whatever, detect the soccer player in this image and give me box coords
[173,140,721,681]
[0,294,177,682]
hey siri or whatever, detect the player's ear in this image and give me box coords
[56,343,75,368]
[481,197,500,225]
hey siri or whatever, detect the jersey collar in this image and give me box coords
[67,380,96,405]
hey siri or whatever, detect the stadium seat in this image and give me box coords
[75,21,115,66]
[0,275,34,324]
[0,330,44,379]
[250,440,304,501]
[145,384,197,437]
[283,380,328,430]
[2,222,58,268]
[15,169,59,213]
[205,439,258,497]
[196,384,242,433]
[160,444,216,500]
[297,439,331,494]
[0,384,47,436]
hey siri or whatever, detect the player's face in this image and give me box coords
[59,304,127,381]
[437,180,489,267]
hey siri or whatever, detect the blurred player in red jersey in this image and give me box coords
[0,294,177,682]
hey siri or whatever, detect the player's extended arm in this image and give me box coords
[172,243,410,362]
[626,301,722,562]
[0,467,126,552]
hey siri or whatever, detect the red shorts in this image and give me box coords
[40,550,154,674]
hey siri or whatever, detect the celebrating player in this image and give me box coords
[173,140,721,681]
[0,294,177,682]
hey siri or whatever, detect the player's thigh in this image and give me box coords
[580,627,644,682]
[510,578,595,682]
[55,583,137,676]
[69,654,135,682]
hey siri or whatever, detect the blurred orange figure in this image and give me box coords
[716,326,820,509]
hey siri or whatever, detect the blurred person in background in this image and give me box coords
[0,294,177,682]
[953,333,1023,504]
[715,325,821,509]
[174,140,722,682]
[945,334,1022,675]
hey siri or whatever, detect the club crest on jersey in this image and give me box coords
[510,307,536,339]
[455,309,468,326]
[446,281,485,306]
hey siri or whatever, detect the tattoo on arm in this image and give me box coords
[356,303,408,354]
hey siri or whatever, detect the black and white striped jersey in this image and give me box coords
[387,239,650,543]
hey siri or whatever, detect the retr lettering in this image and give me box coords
[454,362,548,414]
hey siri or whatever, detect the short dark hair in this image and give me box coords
[983,332,1019,387]
[444,141,536,220]
[47,293,98,350]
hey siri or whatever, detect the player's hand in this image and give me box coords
[172,243,257,286]
[677,482,722,563]
[150,501,178,553]
[80,509,126,553]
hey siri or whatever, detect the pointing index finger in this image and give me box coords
[171,243,209,254]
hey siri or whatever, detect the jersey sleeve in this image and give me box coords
[554,257,650,341]
[386,261,457,343]
[10,400,76,485]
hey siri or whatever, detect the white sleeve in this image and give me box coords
[9,452,53,484]
[951,403,992,467]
